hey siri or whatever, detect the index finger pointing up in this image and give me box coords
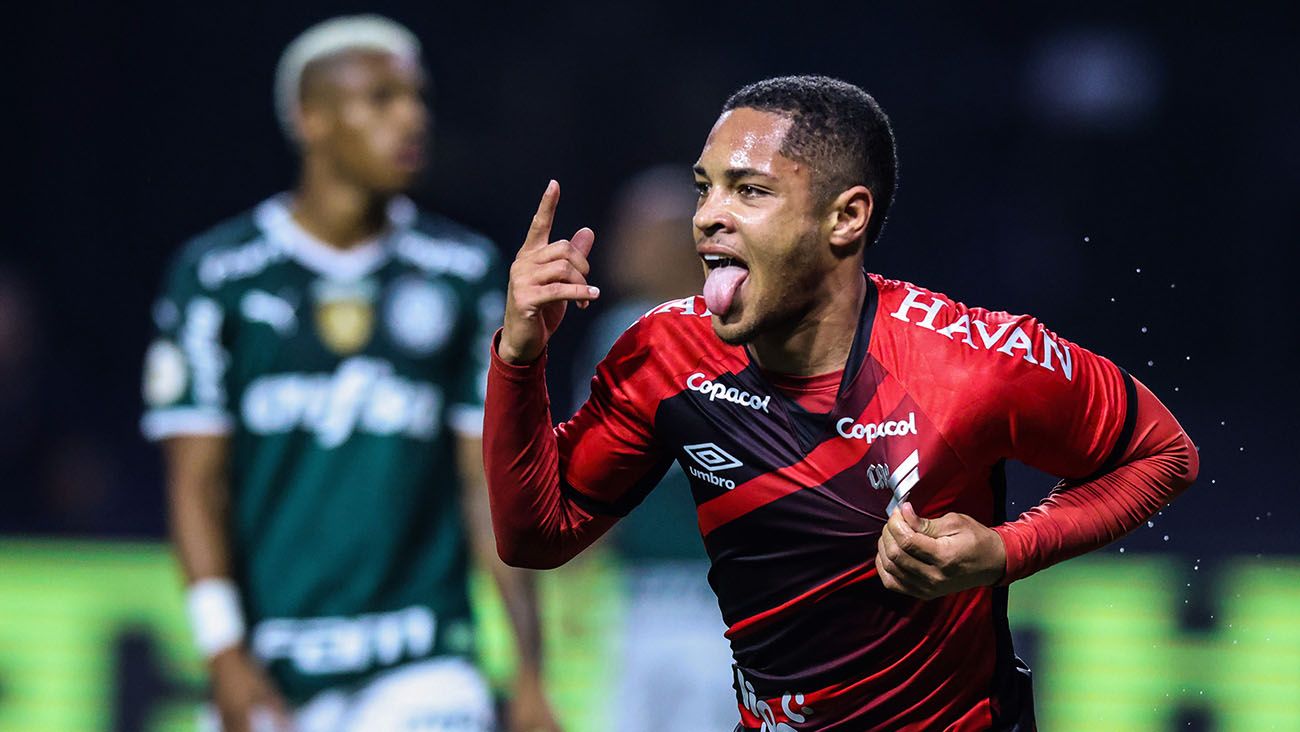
[523,180,560,252]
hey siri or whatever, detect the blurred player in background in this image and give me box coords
[141,16,558,732]
[483,76,1198,730]
[565,166,736,730]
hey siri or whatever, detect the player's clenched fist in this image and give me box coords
[498,180,600,365]
[875,502,1007,600]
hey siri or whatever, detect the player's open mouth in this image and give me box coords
[702,254,747,271]
[701,253,749,316]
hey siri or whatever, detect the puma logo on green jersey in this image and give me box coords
[241,356,443,447]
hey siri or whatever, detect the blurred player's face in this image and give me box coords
[299,50,429,194]
[693,108,832,345]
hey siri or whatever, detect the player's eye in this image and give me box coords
[370,86,398,106]
[694,181,710,198]
[738,184,766,198]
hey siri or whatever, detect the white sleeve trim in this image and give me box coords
[142,407,234,441]
[448,404,484,437]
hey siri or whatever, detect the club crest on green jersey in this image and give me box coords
[385,277,457,356]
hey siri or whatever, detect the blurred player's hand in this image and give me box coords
[209,646,291,732]
[499,180,600,364]
[508,671,563,732]
[875,502,1006,600]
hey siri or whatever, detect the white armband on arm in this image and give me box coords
[186,577,246,658]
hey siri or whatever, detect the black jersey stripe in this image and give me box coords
[1083,367,1138,482]
[559,452,675,518]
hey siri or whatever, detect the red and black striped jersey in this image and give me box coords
[485,272,1197,730]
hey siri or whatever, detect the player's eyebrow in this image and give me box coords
[692,165,775,183]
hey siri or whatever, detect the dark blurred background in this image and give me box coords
[2,2,1298,730]
[5,0,1295,549]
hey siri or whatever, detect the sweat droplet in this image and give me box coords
[1136,268,1142,273]
[1147,521,1154,528]
[1163,535,1169,541]
[1141,326,1148,333]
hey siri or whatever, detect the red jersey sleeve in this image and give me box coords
[969,309,1131,480]
[877,280,1197,583]
[483,314,673,569]
[555,314,676,514]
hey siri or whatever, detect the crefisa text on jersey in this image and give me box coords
[890,288,1074,380]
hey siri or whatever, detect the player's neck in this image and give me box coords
[292,169,392,250]
[747,267,866,377]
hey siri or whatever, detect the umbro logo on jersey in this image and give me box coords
[686,373,771,413]
[836,412,917,443]
[685,442,743,471]
[684,442,742,490]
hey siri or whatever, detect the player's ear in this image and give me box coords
[296,103,331,147]
[827,185,873,257]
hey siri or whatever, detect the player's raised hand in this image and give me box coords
[498,180,600,365]
[875,502,1007,600]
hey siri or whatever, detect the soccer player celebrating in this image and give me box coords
[484,76,1198,730]
[142,16,558,732]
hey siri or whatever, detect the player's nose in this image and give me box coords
[693,190,733,238]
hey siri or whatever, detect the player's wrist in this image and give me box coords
[187,577,247,660]
[493,329,543,366]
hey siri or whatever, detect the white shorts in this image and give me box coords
[201,656,495,732]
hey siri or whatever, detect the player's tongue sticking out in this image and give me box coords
[703,265,748,316]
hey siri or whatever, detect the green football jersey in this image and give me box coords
[141,194,504,703]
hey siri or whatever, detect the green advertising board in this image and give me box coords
[0,540,1296,731]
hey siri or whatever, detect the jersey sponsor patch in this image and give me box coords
[252,605,439,676]
[889,287,1074,380]
[686,372,772,413]
[385,277,456,356]
[241,356,443,447]
[142,339,188,407]
[835,412,917,443]
[736,666,813,732]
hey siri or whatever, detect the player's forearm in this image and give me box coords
[484,336,615,569]
[163,437,235,581]
[994,380,1199,583]
[489,561,546,672]
[456,435,547,675]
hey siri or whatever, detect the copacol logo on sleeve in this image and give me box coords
[684,442,743,490]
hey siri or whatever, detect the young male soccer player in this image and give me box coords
[483,76,1198,730]
[142,16,557,732]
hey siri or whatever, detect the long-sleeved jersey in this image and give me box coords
[484,273,1197,730]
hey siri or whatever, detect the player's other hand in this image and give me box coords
[507,671,563,732]
[209,646,291,732]
[498,180,600,365]
[875,502,1007,600]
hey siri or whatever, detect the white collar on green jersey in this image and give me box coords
[254,193,417,280]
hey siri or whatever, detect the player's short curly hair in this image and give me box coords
[723,75,897,247]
